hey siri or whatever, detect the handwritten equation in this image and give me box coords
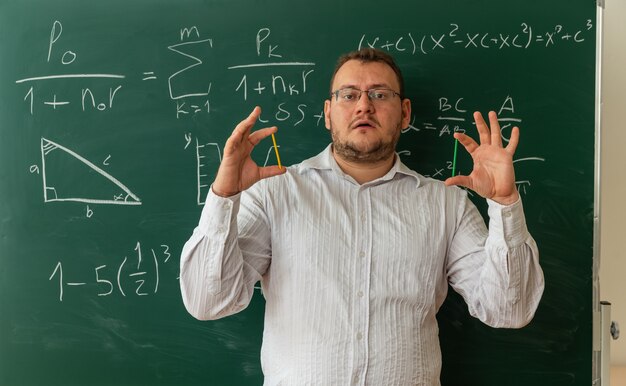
[48,242,173,301]
[403,95,520,138]
[15,20,594,117]
[15,22,316,123]
[358,20,594,54]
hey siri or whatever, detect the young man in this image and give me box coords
[180,48,544,385]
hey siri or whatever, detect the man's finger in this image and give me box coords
[444,175,473,191]
[232,106,262,141]
[473,111,490,145]
[506,126,520,155]
[259,165,287,180]
[248,126,278,146]
[454,132,479,154]
[488,111,503,147]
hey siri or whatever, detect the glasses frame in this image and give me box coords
[330,87,402,103]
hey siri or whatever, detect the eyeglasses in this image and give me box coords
[331,87,401,104]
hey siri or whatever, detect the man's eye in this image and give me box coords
[371,91,386,100]
[340,92,356,100]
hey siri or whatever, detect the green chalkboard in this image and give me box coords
[0,0,597,385]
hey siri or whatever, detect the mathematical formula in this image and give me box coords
[15,20,594,116]
[358,20,594,54]
[48,242,173,301]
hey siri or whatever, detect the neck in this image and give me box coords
[332,147,396,184]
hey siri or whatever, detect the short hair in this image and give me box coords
[329,48,405,98]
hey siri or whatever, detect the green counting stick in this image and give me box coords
[452,138,459,177]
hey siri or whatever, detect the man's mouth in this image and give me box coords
[352,119,377,130]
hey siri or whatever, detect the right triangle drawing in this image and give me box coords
[41,138,141,205]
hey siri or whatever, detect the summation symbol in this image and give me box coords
[168,33,213,100]
[40,138,141,205]
[167,26,213,119]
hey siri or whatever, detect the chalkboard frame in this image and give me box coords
[0,1,602,385]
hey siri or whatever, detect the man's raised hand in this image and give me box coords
[444,111,519,205]
[212,106,286,197]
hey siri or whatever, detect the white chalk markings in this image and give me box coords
[40,138,141,205]
[15,74,126,84]
[167,38,213,100]
[195,139,222,205]
[49,242,171,301]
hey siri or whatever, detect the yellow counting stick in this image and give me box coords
[271,133,283,169]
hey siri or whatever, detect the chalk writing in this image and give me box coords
[166,26,213,119]
[47,20,76,64]
[263,144,281,167]
[48,242,172,301]
[256,102,308,126]
[15,21,126,114]
[167,36,213,100]
[195,139,222,205]
[16,22,563,212]
[37,138,141,206]
[358,20,594,54]
[229,27,315,105]
[405,95,519,140]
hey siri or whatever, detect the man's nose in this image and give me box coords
[355,90,375,113]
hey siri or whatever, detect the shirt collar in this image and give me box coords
[299,144,421,188]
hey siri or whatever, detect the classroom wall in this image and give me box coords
[599,0,626,377]
[613,367,626,386]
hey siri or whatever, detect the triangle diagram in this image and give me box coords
[41,138,141,205]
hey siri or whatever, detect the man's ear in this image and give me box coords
[401,98,412,129]
[324,99,332,130]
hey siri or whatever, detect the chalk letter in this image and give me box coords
[256,28,271,56]
[498,95,515,115]
[48,21,63,62]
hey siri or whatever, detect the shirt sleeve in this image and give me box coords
[446,194,545,328]
[179,185,271,320]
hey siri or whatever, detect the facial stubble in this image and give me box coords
[330,121,402,164]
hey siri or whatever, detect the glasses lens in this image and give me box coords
[369,89,392,101]
[334,88,397,103]
[337,88,359,101]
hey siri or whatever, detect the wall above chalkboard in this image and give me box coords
[0,1,597,385]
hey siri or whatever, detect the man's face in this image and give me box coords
[324,60,411,164]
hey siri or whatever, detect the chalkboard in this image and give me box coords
[0,0,597,385]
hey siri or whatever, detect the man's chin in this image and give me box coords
[333,141,394,164]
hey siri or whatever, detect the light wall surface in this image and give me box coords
[600,0,626,371]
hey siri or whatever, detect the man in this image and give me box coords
[180,48,544,385]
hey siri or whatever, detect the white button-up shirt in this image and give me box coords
[180,145,544,386]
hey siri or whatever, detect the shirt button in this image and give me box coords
[503,211,512,218]
[217,226,225,233]
[356,332,363,340]
[357,291,364,298]
[359,251,365,259]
